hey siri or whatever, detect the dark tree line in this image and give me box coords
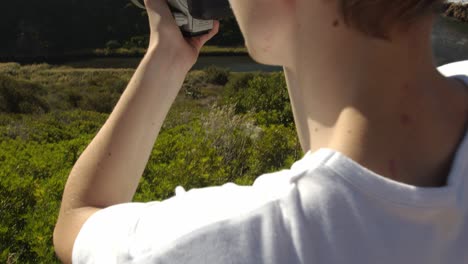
[0,0,243,58]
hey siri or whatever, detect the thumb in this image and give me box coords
[186,21,220,52]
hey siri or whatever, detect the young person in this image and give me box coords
[54,0,468,262]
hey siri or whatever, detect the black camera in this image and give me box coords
[132,0,233,36]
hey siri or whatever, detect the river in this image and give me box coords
[64,16,468,72]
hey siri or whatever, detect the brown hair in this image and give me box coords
[338,0,445,39]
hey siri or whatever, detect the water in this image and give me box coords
[65,56,282,72]
[64,16,468,72]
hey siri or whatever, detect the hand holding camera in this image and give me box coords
[133,0,232,36]
[133,0,227,68]
[167,0,232,36]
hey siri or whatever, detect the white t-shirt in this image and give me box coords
[73,61,468,264]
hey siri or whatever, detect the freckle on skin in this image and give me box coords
[333,20,339,27]
[314,128,319,132]
[400,114,411,126]
[347,130,352,134]
[108,152,112,157]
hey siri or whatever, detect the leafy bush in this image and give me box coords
[0,63,21,75]
[248,124,301,176]
[224,72,256,95]
[0,110,107,143]
[0,74,49,114]
[1,128,95,263]
[204,66,231,86]
[183,72,206,99]
[0,64,132,113]
[224,72,293,126]
[0,64,303,263]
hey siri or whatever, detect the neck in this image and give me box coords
[284,17,468,187]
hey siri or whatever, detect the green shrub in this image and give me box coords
[20,64,53,74]
[224,72,256,95]
[200,105,257,181]
[0,110,102,263]
[204,66,231,86]
[0,63,21,75]
[65,90,83,108]
[224,72,293,126]
[0,110,107,143]
[0,64,304,263]
[0,65,133,113]
[81,90,119,113]
[183,72,206,99]
[248,124,302,177]
[0,75,49,114]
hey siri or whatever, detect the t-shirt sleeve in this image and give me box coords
[71,183,269,264]
[438,60,468,77]
[72,202,150,263]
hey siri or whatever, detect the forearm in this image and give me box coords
[53,1,220,261]
[61,46,190,210]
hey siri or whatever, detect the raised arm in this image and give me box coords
[53,0,219,262]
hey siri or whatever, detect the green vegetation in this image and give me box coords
[0,0,244,59]
[0,63,301,263]
[92,45,248,57]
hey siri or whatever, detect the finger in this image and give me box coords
[204,21,220,41]
[145,0,174,19]
[185,21,220,52]
[193,21,220,48]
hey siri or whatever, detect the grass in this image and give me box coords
[0,63,227,115]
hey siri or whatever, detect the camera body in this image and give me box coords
[131,0,232,36]
[168,0,232,36]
